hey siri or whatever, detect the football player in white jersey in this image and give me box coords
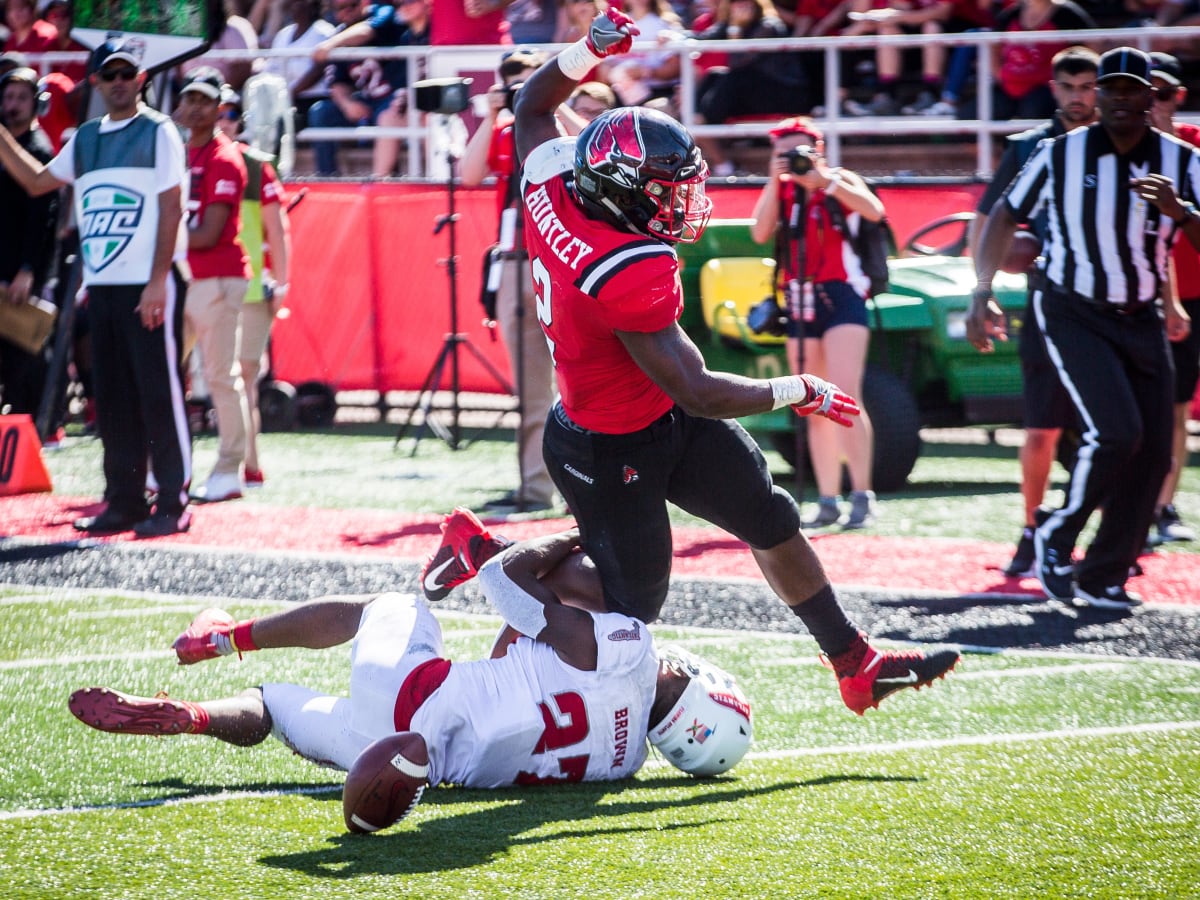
[69,523,753,788]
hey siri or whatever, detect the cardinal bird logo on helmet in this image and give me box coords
[586,109,646,189]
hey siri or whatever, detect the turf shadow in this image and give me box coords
[258,779,815,878]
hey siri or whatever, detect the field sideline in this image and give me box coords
[2,585,1198,899]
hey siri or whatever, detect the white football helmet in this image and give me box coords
[649,646,752,777]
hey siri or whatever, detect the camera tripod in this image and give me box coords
[395,139,513,454]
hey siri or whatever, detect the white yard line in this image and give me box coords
[0,650,175,670]
[734,718,1200,763]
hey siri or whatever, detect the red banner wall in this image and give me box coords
[272,181,986,394]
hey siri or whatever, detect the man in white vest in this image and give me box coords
[0,36,193,537]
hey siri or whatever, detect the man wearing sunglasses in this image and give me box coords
[1146,52,1200,549]
[0,36,193,537]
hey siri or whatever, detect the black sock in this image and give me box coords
[791,584,860,658]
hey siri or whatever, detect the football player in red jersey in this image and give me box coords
[510,9,960,715]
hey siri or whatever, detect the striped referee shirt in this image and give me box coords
[1003,124,1200,307]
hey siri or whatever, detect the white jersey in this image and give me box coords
[415,612,658,788]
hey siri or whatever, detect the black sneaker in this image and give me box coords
[1035,533,1075,602]
[1003,508,1051,577]
[1004,527,1037,577]
[133,509,192,538]
[1074,583,1144,610]
[73,507,148,534]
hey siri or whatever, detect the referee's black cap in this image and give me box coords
[1097,47,1152,87]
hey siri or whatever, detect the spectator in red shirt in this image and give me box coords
[432,0,510,45]
[2,0,56,55]
[42,0,87,83]
[961,0,1095,120]
[178,67,254,505]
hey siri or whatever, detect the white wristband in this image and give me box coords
[769,375,809,410]
[558,39,604,81]
[272,283,289,298]
[825,173,842,196]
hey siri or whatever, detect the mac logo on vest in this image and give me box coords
[80,184,144,272]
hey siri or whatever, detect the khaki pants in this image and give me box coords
[185,276,250,477]
[498,257,556,506]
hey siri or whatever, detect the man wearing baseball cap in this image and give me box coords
[971,46,1199,610]
[0,34,194,537]
[178,66,253,505]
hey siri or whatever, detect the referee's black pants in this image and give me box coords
[89,267,192,519]
[1034,288,1174,591]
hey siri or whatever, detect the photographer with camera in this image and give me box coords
[459,48,558,515]
[750,117,885,529]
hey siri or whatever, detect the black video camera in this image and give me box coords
[782,145,818,176]
[414,77,473,115]
[503,82,523,112]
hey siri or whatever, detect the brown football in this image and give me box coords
[1000,230,1042,274]
[342,731,430,833]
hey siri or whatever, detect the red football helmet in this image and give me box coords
[573,107,712,243]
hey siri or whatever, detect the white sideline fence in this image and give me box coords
[21,24,1200,179]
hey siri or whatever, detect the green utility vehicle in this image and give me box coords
[676,217,1030,492]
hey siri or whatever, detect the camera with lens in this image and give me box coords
[502,82,523,112]
[782,145,818,176]
[746,296,788,336]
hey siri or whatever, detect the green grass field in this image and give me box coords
[2,588,1198,899]
[5,424,1198,897]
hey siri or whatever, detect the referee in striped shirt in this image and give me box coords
[970,47,1197,610]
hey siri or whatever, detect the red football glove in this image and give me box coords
[790,375,861,428]
[587,8,639,58]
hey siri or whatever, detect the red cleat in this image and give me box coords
[68,687,209,735]
[421,507,511,602]
[172,608,237,665]
[827,634,960,716]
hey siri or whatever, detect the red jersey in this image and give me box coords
[521,138,681,434]
[186,131,251,281]
[779,181,870,295]
[1173,122,1200,300]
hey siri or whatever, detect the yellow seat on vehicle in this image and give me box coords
[698,257,786,347]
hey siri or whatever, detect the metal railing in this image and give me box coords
[24,24,1200,179]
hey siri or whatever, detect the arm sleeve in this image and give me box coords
[45,135,76,185]
[1003,139,1051,225]
[155,123,187,194]
[16,136,57,283]
[977,145,1021,216]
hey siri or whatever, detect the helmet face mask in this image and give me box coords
[649,646,753,777]
[574,107,713,244]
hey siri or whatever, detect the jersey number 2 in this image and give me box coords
[531,256,558,367]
